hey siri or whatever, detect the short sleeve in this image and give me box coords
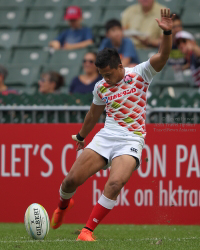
[93,83,106,106]
[123,38,140,64]
[83,27,93,41]
[132,60,158,83]
[99,38,109,51]
[56,31,68,46]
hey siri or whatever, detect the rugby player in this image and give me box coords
[51,9,175,241]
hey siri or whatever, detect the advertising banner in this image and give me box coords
[0,123,199,224]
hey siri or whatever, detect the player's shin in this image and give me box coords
[58,185,76,210]
[85,194,116,231]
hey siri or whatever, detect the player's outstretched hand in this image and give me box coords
[155,8,175,31]
[72,135,85,151]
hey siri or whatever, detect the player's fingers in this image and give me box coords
[167,8,170,18]
[161,9,163,18]
[155,18,160,26]
[163,9,166,17]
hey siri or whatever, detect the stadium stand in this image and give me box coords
[0,0,199,124]
[20,30,58,48]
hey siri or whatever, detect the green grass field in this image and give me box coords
[0,223,200,250]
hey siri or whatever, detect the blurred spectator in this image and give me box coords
[175,31,200,86]
[49,6,93,50]
[0,65,17,95]
[70,52,102,94]
[168,13,185,65]
[99,19,139,67]
[38,71,64,94]
[121,0,165,48]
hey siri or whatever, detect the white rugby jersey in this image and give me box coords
[93,60,158,139]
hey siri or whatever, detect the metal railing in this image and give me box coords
[0,106,199,124]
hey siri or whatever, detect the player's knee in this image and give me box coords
[62,173,80,191]
[107,180,124,196]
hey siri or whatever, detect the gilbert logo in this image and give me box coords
[93,218,99,223]
[130,147,138,153]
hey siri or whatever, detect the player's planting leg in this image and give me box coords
[51,149,106,229]
[77,155,137,241]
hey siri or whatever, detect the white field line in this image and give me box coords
[0,237,199,243]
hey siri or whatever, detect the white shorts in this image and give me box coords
[86,128,144,170]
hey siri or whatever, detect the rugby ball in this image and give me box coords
[24,203,50,240]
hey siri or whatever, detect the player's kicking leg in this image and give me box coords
[51,148,106,229]
[77,155,137,241]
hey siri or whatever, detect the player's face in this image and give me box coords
[98,65,124,86]
[107,27,123,45]
[83,53,97,74]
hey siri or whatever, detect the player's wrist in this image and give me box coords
[163,30,172,36]
[77,133,85,141]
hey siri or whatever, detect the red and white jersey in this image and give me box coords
[93,60,158,139]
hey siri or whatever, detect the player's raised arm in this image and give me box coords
[150,9,175,72]
[72,103,105,151]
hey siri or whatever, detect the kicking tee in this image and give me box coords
[93,60,158,139]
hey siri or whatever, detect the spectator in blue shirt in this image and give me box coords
[49,6,93,50]
[99,19,139,67]
[70,52,102,94]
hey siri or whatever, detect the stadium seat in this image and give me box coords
[184,0,200,8]
[160,66,193,85]
[11,49,49,66]
[102,9,124,24]
[0,0,33,8]
[20,30,58,48]
[33,0,67,8]
[182,8,200,27]
[42,64,79,87]
[156,0,181,14]
[160,86,196,99]
[22,9,62,28]
[0,49,11,64]
[147,94,157,108]
[82,8,102,27]
[192,93,200,108]
[137,49,157,62]
[5,65,40,86]
[71,0,107,7]
[178,93,193,108]
[108,0,136,8]
[157,95,180,107]
[49,49,87,67]
[0,30,20,49]
[0,10,25,29]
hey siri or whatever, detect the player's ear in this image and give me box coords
[118,64,123,70]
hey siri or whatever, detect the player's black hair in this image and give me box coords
[105,19,122,32]
[43,71,65,90]
[95,48,122,69]
[170,13,181,21]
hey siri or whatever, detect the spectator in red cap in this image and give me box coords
[49,6,93,50]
